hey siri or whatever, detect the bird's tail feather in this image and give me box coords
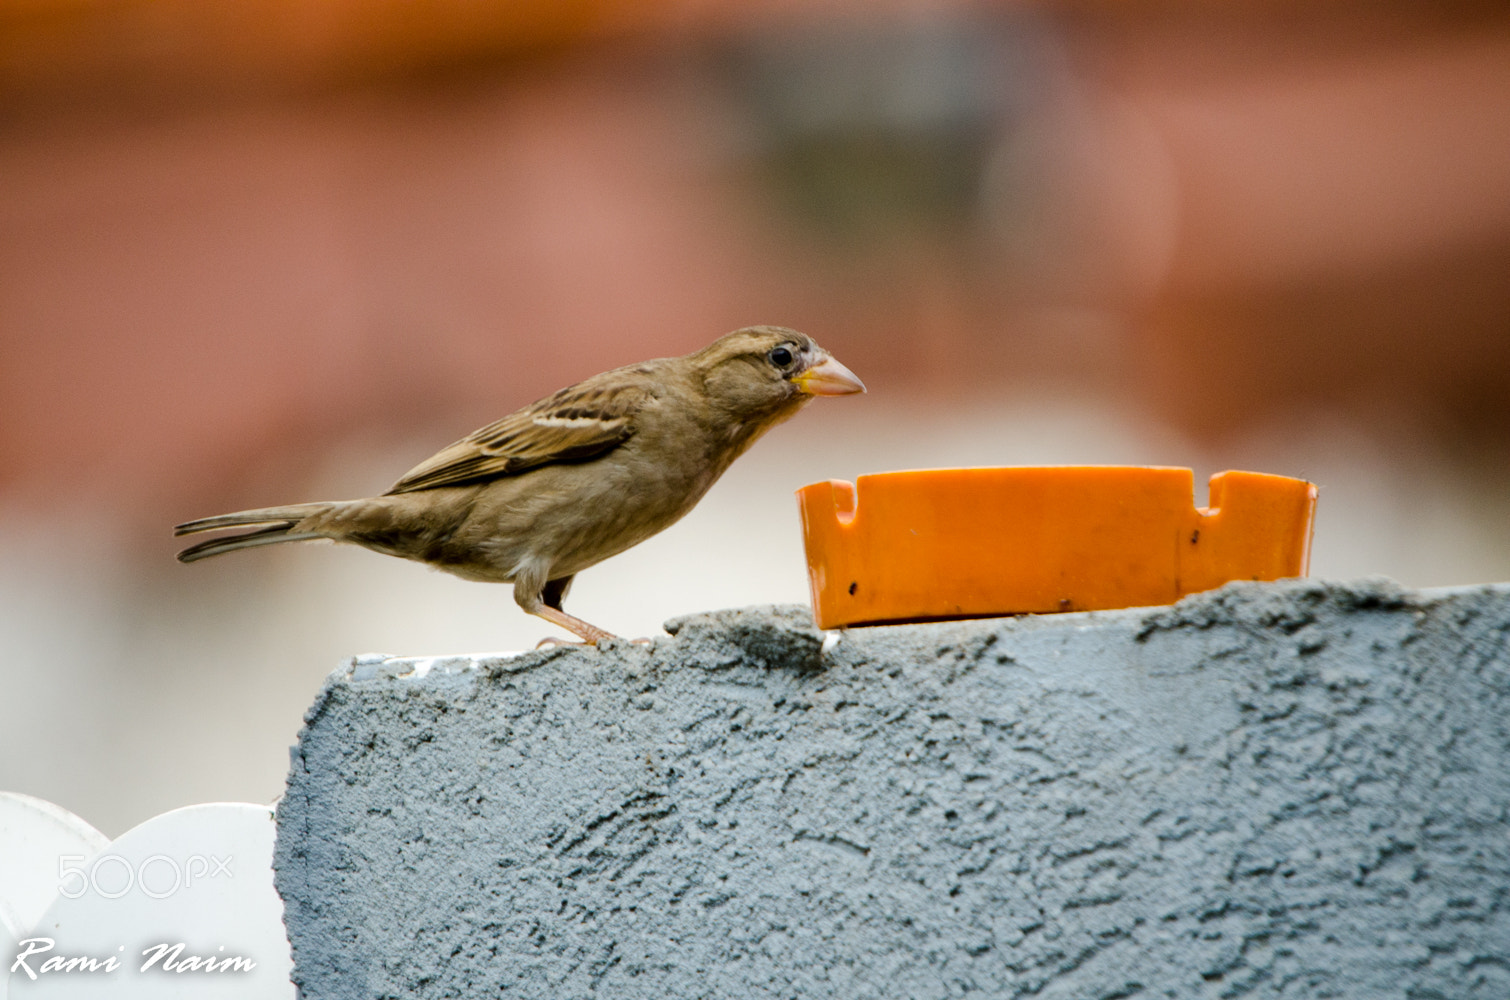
[174,503,334,563]
[174,503,332,537]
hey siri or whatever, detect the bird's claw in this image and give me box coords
[535,636,589,649]
[533,635,653,649]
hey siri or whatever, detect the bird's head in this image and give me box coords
[693,326,865,424]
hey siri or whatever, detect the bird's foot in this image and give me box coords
[535,636,590,649]
[534,635,655,649]
[530,605,618,646]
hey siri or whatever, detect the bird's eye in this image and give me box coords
[768,346,795,369]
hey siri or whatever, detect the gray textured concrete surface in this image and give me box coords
[274,579,1510,999]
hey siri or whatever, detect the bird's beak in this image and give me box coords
[793,353,866,396]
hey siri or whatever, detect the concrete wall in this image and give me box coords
[274,580,1510,999]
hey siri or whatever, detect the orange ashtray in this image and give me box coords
[796,466,1317,629]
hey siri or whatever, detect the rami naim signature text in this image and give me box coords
[10,938,257,978]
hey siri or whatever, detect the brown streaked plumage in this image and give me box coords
[174,326,865,644]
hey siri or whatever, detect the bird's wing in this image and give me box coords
[385,375,655,494]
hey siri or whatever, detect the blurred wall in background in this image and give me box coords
[3,0,1508,834]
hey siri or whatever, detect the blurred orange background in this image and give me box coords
[3,1,1508,834]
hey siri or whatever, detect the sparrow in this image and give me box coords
[175,326,865,644]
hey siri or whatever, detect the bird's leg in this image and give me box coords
[532,606,617,646]
[518,573,619,646]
